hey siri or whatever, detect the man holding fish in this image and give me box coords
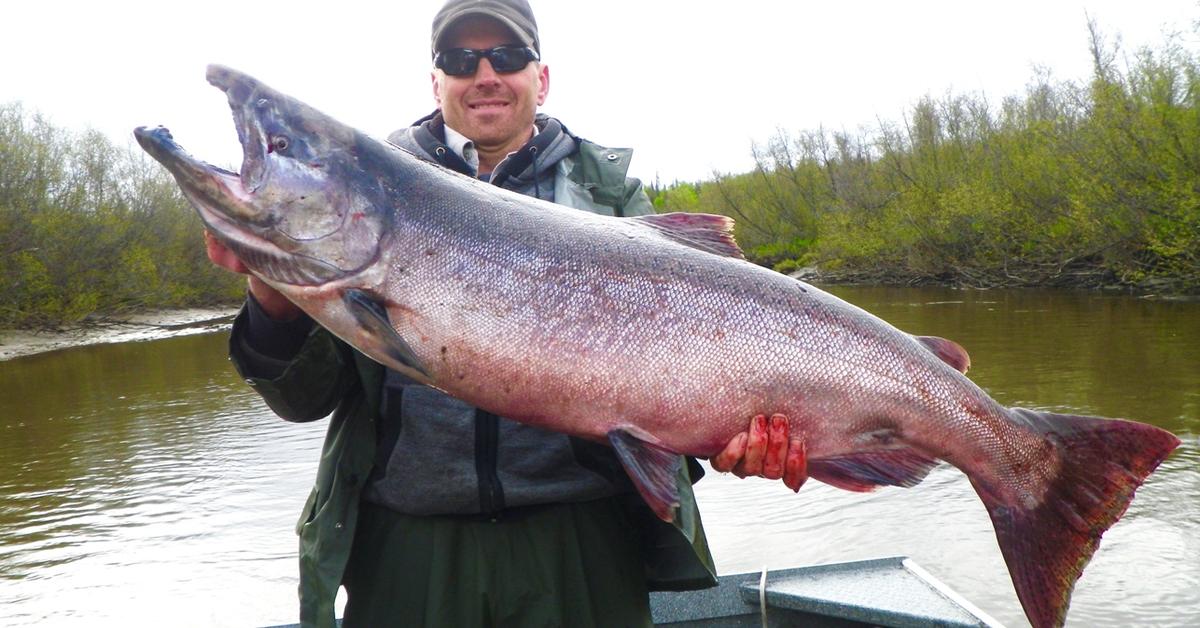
[138,0,1178,625]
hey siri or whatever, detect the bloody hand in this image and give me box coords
[710,414,807,492]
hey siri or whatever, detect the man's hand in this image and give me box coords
[204,231,302,321]
[205,229,250,274]
[710,414,807,492]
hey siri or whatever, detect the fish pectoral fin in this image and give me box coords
[914,335,971,374]
[342,289,429,378]
[607,426,683,522]
[631,213,745,259]
[808,447,939,492]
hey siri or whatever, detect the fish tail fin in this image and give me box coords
[970,408,1179,628]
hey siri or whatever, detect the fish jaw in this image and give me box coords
[133,125,261,225]
[205,65,270,194]
[133,124,351,286]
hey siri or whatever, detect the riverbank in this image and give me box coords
[786,265,1200,299]
[0,308,238,362]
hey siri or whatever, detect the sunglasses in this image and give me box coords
[435,45,539,76]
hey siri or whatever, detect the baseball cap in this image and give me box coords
[431,0,540,58]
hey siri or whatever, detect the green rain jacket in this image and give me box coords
[229,138,718,628]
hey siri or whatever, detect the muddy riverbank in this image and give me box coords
[0,308,238,362]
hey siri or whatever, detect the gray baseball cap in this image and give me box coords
[431,0,540,58]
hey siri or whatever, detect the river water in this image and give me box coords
[1,287,1197,627]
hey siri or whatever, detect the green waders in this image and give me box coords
[342,497,653,628]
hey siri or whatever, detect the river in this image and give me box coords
[1,286,1197,627]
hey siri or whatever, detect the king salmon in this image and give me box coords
[134,65,1180,628]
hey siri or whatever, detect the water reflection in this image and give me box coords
[0,333,328,626]
[0,287,1197,627]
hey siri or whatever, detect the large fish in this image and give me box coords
[135,66,1179,628]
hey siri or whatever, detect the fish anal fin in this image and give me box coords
[973,408,1180,628]
[915,335,971,373]
[809,447,939,492]
[632,212,745,259]
[607,426,683,522]
[342,289,429,378]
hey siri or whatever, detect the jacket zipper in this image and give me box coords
[475,409,505,519]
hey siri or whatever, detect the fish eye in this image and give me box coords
[269,135,290,153]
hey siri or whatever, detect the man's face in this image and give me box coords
[432,16,549,149]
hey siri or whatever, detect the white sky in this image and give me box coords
[2,1,1197,184]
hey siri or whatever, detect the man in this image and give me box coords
[206,1,805,626]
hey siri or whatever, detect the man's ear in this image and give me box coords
[536,63,549,106]
[431,70,444,107]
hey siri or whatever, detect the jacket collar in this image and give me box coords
[394,111,577,184]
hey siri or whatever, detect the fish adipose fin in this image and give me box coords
[808,447,939,492]
[631,213,745,259]
[915,335,971,373]
[607,426,683,522]
[972,409,1180,628]
[342,289,429,378]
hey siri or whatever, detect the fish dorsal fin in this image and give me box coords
[915,335,971,374]
[631,212,745,259]
[607,426,683,522]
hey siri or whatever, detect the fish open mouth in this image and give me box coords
[132,123,348,287]
[133,65,275,210]
[132,125,259,229]
[135,65,378,287]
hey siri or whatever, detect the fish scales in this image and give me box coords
[366,171,1032,492]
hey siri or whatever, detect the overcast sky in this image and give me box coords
[3,1,1197,184]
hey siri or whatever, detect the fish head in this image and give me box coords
[134,64,389,287]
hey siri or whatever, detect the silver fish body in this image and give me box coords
[135,66,1180,628]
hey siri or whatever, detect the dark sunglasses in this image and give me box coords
[435,45,539,76]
